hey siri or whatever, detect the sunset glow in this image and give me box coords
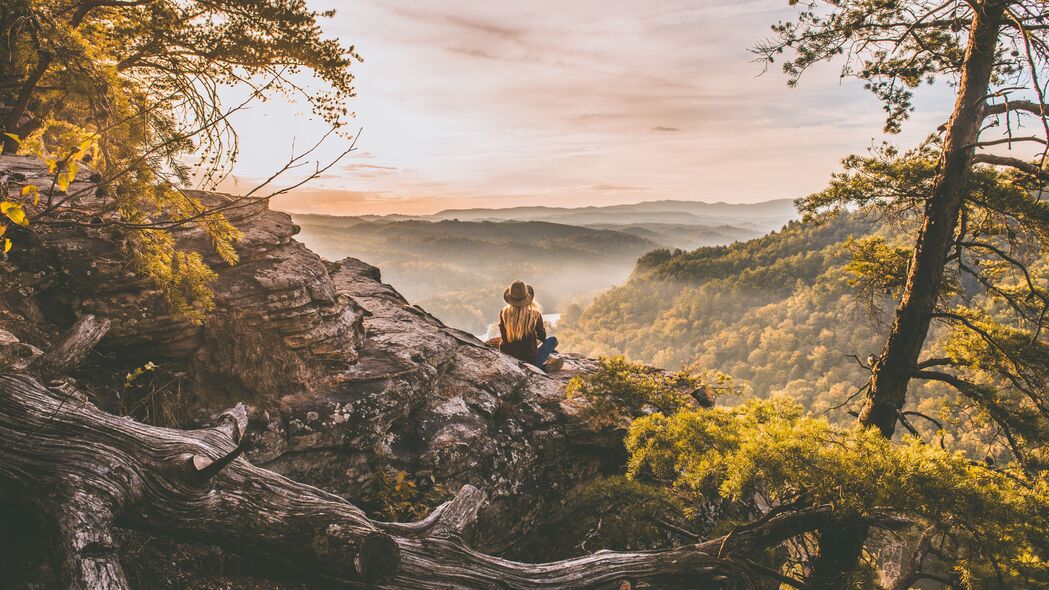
[222,0,957,215]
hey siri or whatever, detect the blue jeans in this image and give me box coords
[535,336,558,367]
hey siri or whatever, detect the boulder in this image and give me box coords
[0,154,366,401]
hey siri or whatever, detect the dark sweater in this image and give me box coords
[498,313,546,364]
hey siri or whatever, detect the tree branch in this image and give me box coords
[916,357,955,369]
[984,99,1049,117]
[967,135,1047,149]
[27,314,110,379]
[0,374,850,589]
[971,153,1049,179]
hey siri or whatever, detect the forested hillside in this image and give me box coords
[426,198,797,231]
[560,213,955,421]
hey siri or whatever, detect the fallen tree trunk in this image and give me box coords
[0,374,834,589]
[0,374,395,589]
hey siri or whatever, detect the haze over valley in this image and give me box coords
[292,198,797,335]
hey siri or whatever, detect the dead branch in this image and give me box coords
[984,99,1049,117]
[0,374,855,590]
[28,314,110,379]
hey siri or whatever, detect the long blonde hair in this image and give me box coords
[501,301,542,342]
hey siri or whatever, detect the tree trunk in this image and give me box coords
[805,521,869,590]
[0,52,50,154]
[814,3,1007,588]
[0,373,841,590]
[859,1,1005,437]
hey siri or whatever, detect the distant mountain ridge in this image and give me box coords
[294,217,661,260]
[330,198,797,233]
[288,198,799,336]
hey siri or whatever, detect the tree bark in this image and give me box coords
[859,0,1006,437]
[51,498,127,590]
[0,373,839,590]
[0,52,51,154]
[28,314,111,379]
[821,3,1007,588]
[805,521,869,590]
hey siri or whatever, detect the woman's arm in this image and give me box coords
[535,314,547,342]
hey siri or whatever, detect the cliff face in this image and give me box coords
[0,154,619,556]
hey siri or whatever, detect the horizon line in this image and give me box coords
[275,195,798,218]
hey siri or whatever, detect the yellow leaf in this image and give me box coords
[3,238,11,253]
[67,161,79,181]
[0,225,7,237]
[21,184,39,206]
[0,202,28,226]
[56,173,71,192]
[3,133,19,144]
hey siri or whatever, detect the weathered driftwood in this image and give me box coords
[28,314,111,379]
[0,374,396,589]
[0,374,836,589]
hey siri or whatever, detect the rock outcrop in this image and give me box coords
[0,153,621,558]
[257,256,620,553]
[1,155,366,403]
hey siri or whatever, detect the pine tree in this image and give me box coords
[758,0,1049,585]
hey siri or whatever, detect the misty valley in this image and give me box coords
[293,199,797,336]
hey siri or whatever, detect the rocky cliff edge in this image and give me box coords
[0,153,619,557]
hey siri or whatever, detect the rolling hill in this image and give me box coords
[289,199,798,335]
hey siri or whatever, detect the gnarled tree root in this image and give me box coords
[0,374,831,589]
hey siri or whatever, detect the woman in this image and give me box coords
[498,280,563,372]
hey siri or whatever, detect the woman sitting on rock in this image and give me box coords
[498,280,563,372]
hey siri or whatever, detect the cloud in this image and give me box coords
[445,46,503,61]
[385,5,528,41]
[342,162,399,178]
[221,0,956,213]
[588,184,648,193]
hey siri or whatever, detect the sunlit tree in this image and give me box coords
[752,0,1049,586]
[567,356,1049,588]
[0,0,360,319]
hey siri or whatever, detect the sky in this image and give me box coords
[219,0,960,216]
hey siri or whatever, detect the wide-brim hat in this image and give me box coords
[503,280,534,307]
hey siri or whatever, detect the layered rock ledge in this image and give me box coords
[0,153,620,558]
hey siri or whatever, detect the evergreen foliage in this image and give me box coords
[627,398,1049,587]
